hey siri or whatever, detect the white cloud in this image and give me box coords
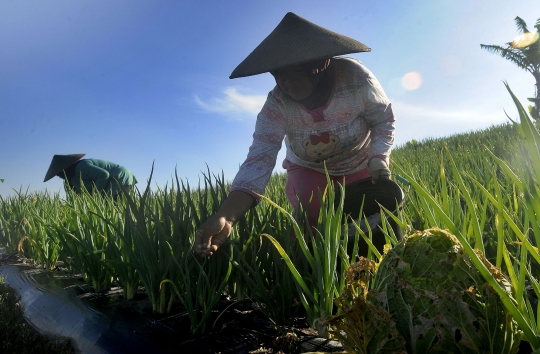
[392,100,510,146]
[194,87,267,119]
[392,100,506,124]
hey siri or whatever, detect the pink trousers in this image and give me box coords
[283,159,370,230]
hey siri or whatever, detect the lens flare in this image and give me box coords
[511,31,539,48]
[401,72,422,91]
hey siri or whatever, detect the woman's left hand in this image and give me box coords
[368,158,391,184]
[370,169,390,184]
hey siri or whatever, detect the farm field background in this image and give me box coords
[1,92,540,352]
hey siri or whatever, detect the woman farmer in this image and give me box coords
[43,154,137,199]
[195,12,397,257]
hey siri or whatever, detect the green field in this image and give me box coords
[1,87,539,352]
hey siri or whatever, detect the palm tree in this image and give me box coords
[480,16,540,119]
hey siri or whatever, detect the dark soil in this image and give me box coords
[101,290,319,353]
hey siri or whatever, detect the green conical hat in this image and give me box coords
[43,154,85,182]
[230,12,371,79]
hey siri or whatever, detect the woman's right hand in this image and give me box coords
[194,214,233,257]
[193,190,256,257]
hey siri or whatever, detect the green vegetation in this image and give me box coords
[0,277,74,354]
[377,228,519,353]
[480,16,540,119]
[329,228,522,353]
[1,87,540,351]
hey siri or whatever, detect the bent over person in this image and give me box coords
[44,154,137,199]
[195,12,397,257]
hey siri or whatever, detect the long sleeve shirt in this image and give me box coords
[68,159,137,196]
[231,57,395,200]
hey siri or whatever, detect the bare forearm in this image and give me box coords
[217,190,256,224]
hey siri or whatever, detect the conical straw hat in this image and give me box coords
[43,154,86,182]
[230,12,371,79]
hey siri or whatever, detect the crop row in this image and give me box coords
[0,86,539,349]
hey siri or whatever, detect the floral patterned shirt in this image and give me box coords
[231,57,395,200]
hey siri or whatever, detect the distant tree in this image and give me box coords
[480,16,540,119]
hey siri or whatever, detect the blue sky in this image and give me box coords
[1,0,539,197]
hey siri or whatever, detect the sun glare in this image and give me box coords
[402,72,423,91]
[511,31,539,48]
